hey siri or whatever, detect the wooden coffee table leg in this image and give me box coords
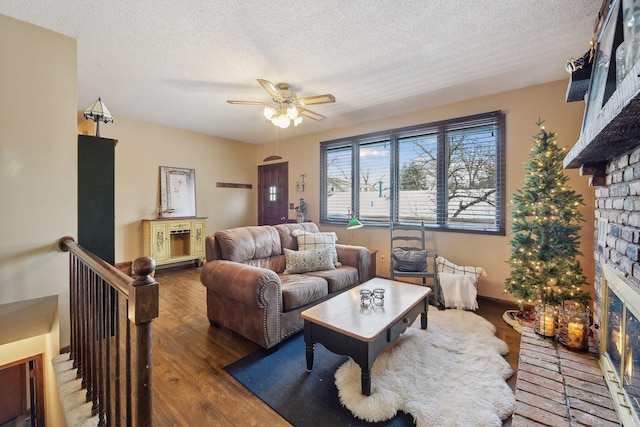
[304,322,315,372]
[361,366,371,396]
[421,297,428,329]
[305,342,314,372]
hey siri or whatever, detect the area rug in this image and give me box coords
[225,332,415,426]
[225,310,514,427]
[335,310,515,426]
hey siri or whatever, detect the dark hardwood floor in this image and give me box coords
[151,267,521,426]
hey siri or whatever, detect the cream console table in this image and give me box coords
[142,217,207,268]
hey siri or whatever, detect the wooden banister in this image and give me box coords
[58,236,159,427]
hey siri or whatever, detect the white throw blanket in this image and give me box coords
[436,256,487,310]
[439,272,479,310]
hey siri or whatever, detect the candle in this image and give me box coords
[542,315,555,336]
[567,321,584,348]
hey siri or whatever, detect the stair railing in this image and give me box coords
[58,236,158,427]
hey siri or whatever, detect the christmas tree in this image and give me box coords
[504,119,590,310]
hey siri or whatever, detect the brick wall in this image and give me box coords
[594,147,640,346]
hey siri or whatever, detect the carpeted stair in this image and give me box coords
[52,354,99,427]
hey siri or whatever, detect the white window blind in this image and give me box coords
[324,145,352,220]
[320,111,505,234]
[359,141,390,222]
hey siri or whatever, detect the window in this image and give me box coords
[320,111,505,234]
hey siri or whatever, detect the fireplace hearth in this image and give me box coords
[602,264,640,425]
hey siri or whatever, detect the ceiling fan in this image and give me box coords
[227,79,336,128]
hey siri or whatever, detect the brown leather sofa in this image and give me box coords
[200,222,371,349]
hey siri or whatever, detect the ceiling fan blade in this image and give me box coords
[257,79,281,99]
[297,94,336,106]
[298,107,326,121]
[227,100,272,106]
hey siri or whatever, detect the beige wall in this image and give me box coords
[257,80,596,303]
[0,13,76,346]
[84,117,258,263]
[0,14,76,426]
[2,13,595,344]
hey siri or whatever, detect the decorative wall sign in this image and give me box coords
[216,182,252,189]
[160,166,196,217]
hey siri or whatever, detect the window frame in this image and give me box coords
[320,111,506,235]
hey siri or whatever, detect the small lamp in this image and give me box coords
[347,212,363,245]
[347,217,363,229]
[83,97,114,137]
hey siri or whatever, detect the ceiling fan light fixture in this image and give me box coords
[286,106,299,119]
[276,114,291,128]
[263,106,276,120]
[229,79,335,129]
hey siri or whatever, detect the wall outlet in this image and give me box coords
[380,255,385,263]
[289,203,295,209]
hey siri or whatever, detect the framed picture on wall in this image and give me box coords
[160,166,196,217]
[581,0,621,133]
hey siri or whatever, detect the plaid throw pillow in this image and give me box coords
[436,256,487,282]
[292,230,341,266]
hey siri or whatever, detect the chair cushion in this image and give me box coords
[279,274,328,311]
[392,248,428,272]
[283,247,335,274]
[303,266,359,293]
[292,230,341,266]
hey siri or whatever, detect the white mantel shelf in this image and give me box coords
[564,60,640,169]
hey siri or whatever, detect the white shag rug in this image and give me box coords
[334,309,515,427]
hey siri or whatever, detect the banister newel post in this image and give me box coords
[129,256,158,426]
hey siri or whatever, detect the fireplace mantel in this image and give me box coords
[564,58,640,169]
[564,61,640,170]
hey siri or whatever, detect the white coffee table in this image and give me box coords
[300,277,431,395]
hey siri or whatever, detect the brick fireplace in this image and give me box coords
[593,149,640,347]
[592,148,640,424]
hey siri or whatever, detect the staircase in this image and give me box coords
[52,354,98,427]
[56,237,159,427]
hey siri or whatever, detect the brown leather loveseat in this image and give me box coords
[200,222,371,349]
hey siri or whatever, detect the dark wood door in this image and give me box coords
[258,162,288,225]
[0,363,26,424]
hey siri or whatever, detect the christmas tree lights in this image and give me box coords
[504,119,590,309]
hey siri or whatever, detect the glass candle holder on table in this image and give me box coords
[372,288,385,306]
[360,289,372,306]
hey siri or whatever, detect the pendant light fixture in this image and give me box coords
[263,127,283,162]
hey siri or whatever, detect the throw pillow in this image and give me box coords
[391,248,428,272]
[283,247,336,274]
[436,256,487,282]
[292,230,341,267]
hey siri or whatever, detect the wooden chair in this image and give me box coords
[390,221,441,306]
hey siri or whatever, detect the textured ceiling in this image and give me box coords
[0,1,601,143]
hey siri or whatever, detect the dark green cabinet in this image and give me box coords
[78,134,115,265]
